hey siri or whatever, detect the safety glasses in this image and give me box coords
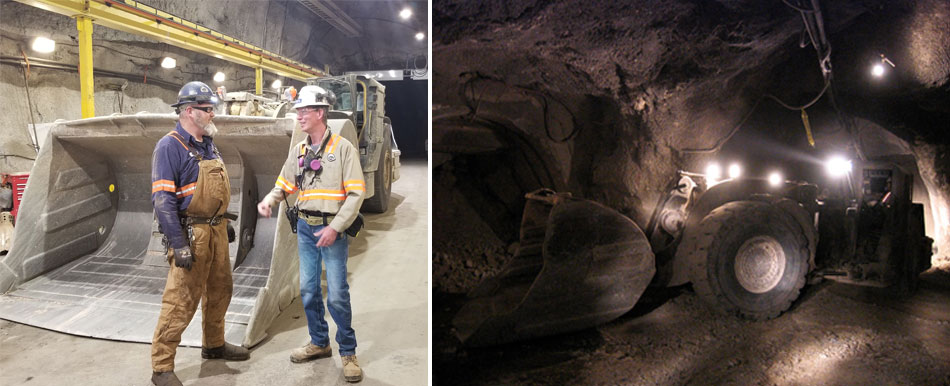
[191,106,214,113]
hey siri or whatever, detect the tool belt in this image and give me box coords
[175,212,238,244]
[179,212,238,226]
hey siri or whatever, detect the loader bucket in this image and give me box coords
[453,189,656,347]
[0,113,309,348]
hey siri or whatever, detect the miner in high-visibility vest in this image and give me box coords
[150,81,250,386]
[257,85,365,383]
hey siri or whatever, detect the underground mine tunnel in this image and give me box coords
[433,0,950,384]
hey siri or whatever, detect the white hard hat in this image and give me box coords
[293,85,335,110]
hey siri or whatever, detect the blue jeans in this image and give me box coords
[296,219,357,355]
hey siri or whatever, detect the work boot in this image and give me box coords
[151,371,183,386]
[342,355,363,383]
[290,342,332,363]
[201,342,250,361]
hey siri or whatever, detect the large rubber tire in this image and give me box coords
[898,204,928,294]
[687,201,809,320]
[361,137,392,213]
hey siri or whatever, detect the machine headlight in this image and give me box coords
[825,156,852,177]
[728,163,742,179]
[768,172,783,187]
[705,163,722,185]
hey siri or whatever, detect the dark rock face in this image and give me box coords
[433,0,950,292]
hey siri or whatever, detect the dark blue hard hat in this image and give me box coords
[171,81,218,107]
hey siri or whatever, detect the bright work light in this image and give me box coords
[872,63,885,77]
[161,57,176,69]
[728,163,742,179]
[825,156,852,177]
[871,54,895,78]
[31,37,55,53]
[706,163,722,185]
[768,172,783,187]
[213,72,226,83]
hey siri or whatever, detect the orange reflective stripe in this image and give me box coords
[166,131,190,151]
[343,179,365,192]
[151,179,177,193]
[176,182,196,197]
[326,135,340,154]
[297,189,346,201]
[276,176,297,193]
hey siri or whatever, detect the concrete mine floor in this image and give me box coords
[435,269,950,385]
[0,160,429,386]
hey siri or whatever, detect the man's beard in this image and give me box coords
[203,121,218,137]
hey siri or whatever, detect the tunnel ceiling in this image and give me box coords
[435,0,949,141]
[138,0,430,72]
[2,0,428,77]
[432,0,950,275]
[304,0,430,72]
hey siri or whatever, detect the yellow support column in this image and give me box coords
[255,67,262,96]
[77,16,95,118]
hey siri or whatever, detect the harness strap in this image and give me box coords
[167,131,203,161]
[295,133,334,187]
[166,131,221,161]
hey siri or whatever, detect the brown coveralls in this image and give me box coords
[151,143,233,372]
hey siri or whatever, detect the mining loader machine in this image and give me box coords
[454,158,932,346]
[218,90,292,118]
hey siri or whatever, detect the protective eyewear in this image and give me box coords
[191,106,215,113]
[296,107,320,114]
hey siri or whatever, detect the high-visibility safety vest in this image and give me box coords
[263,129,365,233]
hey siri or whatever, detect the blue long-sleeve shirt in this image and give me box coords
[150,123,220,249]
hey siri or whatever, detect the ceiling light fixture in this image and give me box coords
[871,54,895,78]
[871,63,885,77]
[31,36,56,53]
[160,57,176,69]
[415,32,425,41]
[399,8,412,20]
[272,79,282,89]
[213,72,226,83]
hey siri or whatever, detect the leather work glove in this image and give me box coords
[227,223,236,243]
[173,247,194,270]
